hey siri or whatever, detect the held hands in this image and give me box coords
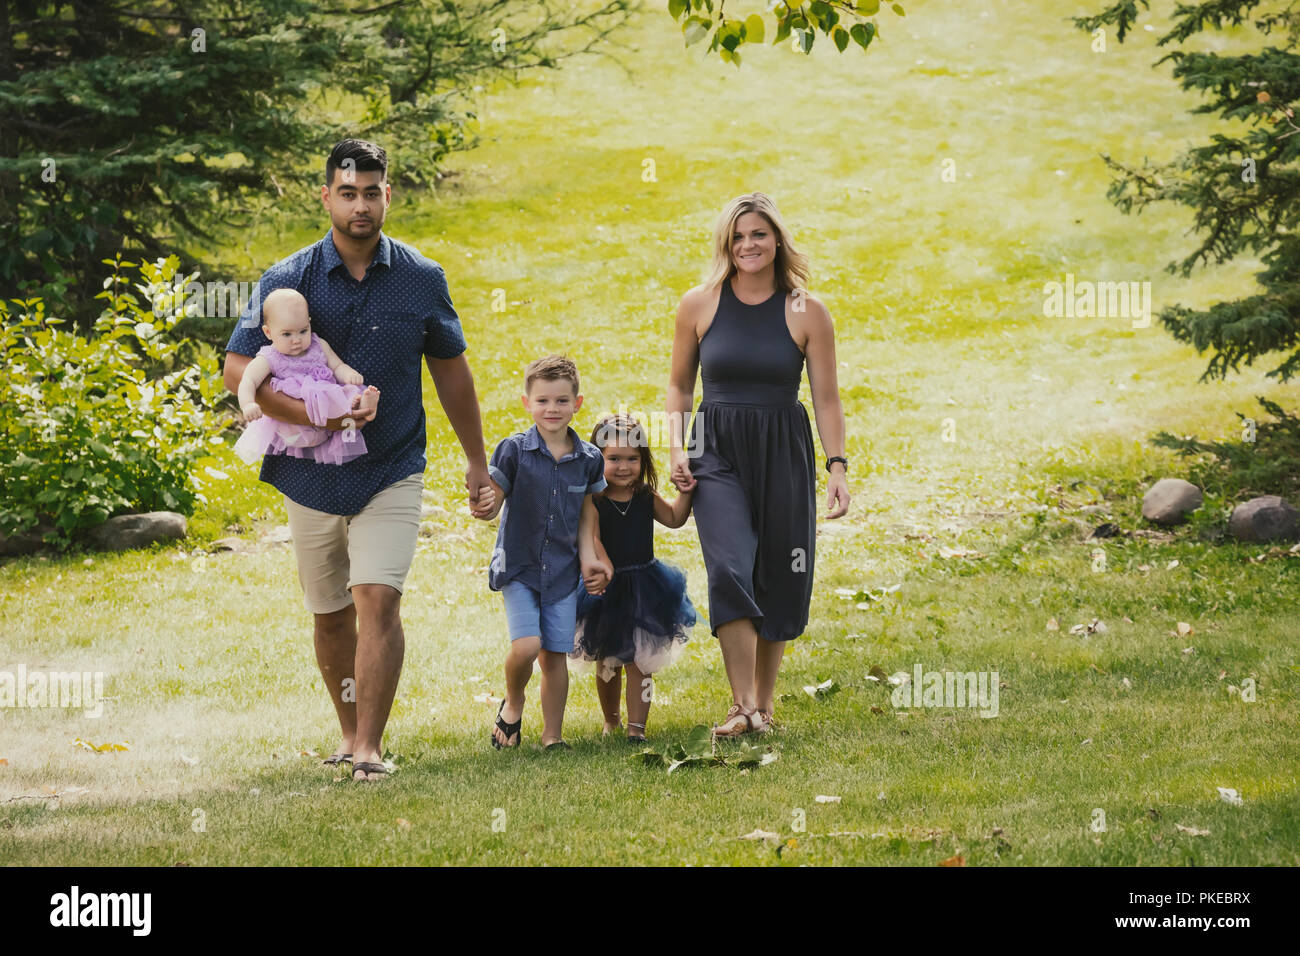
[582,556,614,595]
[241,402,263,422]
[669,447,697,492]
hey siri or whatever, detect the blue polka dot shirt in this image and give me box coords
[225,230,467,515]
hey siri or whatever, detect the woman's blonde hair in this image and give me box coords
[703,192,810,294]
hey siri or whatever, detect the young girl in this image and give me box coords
[572,413,696,742]
[234,287,379,466]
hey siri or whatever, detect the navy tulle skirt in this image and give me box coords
[571,559,696,681]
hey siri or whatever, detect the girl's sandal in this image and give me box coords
[712,703,760,738]
[627,721,647,744]
[756,711,777,735]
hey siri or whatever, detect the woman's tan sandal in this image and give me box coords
[713,703,761,738]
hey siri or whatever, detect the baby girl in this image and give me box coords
[234,288,380,466]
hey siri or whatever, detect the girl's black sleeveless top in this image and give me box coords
[595,487,654,568]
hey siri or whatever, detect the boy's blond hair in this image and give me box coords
[524,354,580,396]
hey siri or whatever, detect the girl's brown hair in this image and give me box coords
[589,413,658,494]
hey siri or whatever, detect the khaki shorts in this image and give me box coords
[283,473,423,614]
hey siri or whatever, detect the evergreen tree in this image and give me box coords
[0,0,632,321]
[1075,1,1300,384]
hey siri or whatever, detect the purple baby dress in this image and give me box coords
[233,333,367,466]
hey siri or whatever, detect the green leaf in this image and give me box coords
[683,15,710,45]
[684,724,713,757]
[744,13,765,43]
[892,2,905,15]
[851,22,875,49]
[859,0,880,13]
[668,0,687,20]
[833,25,850,51]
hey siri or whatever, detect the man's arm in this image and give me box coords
[426,353,490,503]
[223,351,372,431]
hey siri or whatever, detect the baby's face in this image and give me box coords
[262,302,311,356]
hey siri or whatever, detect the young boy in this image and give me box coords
[473,355,612,750]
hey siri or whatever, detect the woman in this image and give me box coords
[667,192,850,736]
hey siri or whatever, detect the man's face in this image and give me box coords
[321,168,390,240]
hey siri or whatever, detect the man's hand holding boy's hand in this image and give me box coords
[470,479,504,520]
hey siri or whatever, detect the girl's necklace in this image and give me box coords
[606,494,634,516]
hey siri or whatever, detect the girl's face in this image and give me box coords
[601,442,642,492]
[731,211,778,276]
[263,307,311,356]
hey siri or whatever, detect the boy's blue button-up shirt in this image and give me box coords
[488,425,607,601]
[225,230,468,515]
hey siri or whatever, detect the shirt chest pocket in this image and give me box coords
[566,484,587,494]
[361,311,425,357]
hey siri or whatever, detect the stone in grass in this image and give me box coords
[85,512,188,552]
[0,523,54,557]
[1228,496,1298,543]
[1141,478,1203,526]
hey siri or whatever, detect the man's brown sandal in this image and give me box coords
[712,704,763,738]
[351,761,389,782]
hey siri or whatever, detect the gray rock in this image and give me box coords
[0,524,53,557]
[210,536,249,553]
[1142,478,1203,526]
[86,512,188,551]
[1228,496,1298,542]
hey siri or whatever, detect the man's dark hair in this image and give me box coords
[326,139,388,187]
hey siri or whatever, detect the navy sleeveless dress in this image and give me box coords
[688,279,816,642]
[570,487,696,681]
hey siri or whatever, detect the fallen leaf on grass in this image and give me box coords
[739,828,781,843]
[1217,787,1243,806]
[1182,646,1195,656]
[1046,617,1059,631]
[72,738,129,753]
[0,758,7,766]
[1069,619,1107,636]
[472,692,501,704]
[802,678,839,700]
[1177,622,1194,636]
[815,795,842,803]
[298,749,321,759]
[1166,559,1180,570]
[396,818,412,830]
[939,854,966,867]
[1175,824,1210,836]
[870,705,884,715]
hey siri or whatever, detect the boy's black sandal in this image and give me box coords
[492,698,521,750]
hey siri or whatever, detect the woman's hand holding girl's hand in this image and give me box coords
[669,448,697,492]
[241,402,262,422]
[826,470,850,519]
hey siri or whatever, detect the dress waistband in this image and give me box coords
[700,382,800,407]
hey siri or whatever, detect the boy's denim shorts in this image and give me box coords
[501,579,582,652]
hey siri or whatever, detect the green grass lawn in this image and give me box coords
[2,0,1297,865]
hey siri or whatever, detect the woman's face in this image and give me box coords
[731,211,778,275]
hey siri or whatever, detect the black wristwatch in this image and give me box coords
[825,456,848,473]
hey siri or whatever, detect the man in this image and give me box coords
[223,139,490,781]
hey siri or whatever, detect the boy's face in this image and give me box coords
[262,300,311,356]
[522,378,582,436]
[321,168,390,241]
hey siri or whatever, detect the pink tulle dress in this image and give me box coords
[233,333,367,466]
